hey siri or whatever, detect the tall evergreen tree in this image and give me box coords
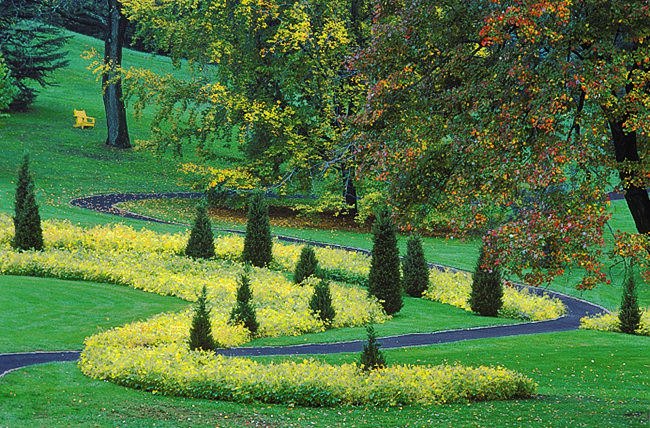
[242,191,273,268]
[367,207,402,315]
[188,285,217,351]
[359,325,386,372]
[469,247,504,317]
[229,273,259,335]
[185,203,216,259]
[294,245,318,284]
[402,234,430,298]
[12,153,43,251]
[309,279,336,327]
[619,276,642,335]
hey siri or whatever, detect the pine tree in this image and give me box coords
[402,234,430,297]
[188,285,217,352]
[229,273,259,335]
[619,276,642,335]
[12,153,43,251]
[359,325,386,372]
[185,203,216,259]
[294,245,318,284]
[367,207,403,315]
[309,279,336,327]
[469,247,504,317]
[242,191,273,267]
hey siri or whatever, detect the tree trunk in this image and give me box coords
[342,166,358,217]
[103,0,130,149]
[609,119,650,234]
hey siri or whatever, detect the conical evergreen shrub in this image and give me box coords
[13,153,43,251]
[359,325,386,372]
[309,279,336,327]
[185,204,216,259]
[619,276,641,335]
[294,245,318,284]
[469,247,504,317]
[188,285,217,351]
[367,207,403,315]
[402,234,430,297]
[229,273,259,335]
[242,191,273,267]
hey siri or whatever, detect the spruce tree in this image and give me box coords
[242,191,273,267]
[309,279,336,327]
[359,325,386,372]
[367,207,403,315]
[619,276,642,335]
[229,273,259,335]
[294,245,318,284]
[469,247,504,317]
[185,203,216,259]
[402,234,430,297]
[188,285,217,351]
[13,153,43,251]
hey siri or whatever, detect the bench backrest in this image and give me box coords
[74,109,88,118]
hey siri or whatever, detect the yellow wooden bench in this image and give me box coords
[73,109,96,129]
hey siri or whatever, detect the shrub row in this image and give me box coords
[79,343,537,407]
[580,310,650,336]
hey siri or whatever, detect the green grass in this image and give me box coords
[0,275,189,353]
[0,31,649,427]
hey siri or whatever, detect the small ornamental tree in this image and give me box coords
[229,273,259,335]
[469,247,504,317]
[359,325,386,372]
[242,191,273,268]
[294,245,319,284]
[309,279,336,327]
[368,207,403,315]
[188,285,217,352]
[185,203,216,259]
[619,276,641,335]
[13,153,43,251]
[402,234,429,297]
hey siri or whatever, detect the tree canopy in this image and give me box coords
[351,0,650,289]
[118,0,369,206]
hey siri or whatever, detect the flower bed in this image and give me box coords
[424,269,567,321]
[580,310,650,336]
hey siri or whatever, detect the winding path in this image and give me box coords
[0,192,608,377]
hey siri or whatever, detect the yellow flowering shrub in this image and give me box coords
[79,342,536,407]
[580,309,650,336]
[423,269,566,321]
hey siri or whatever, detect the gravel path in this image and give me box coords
[0,192,608,376]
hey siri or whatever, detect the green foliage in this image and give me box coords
[229,273,259,335]
[0,8,69,111]
[12,153,43,251]
[309,279,336,327]
[188,285,217,352]
[184,204,216,259]
[368,208,402,315]
[469,247,504,317]
[402,234,429,297]
[242,191,273,268]
[294,245,318,284]
[0,53,17,118]
[359,325,386,372]
[618,276,641,335]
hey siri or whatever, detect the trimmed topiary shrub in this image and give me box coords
[229,273,259,335]
[294,245,318,284]
[469,247,504,317]
[402,234,429,297]
[619,276,641,335]
[242,191,273,267]
[368,207,402,315]
[309,279,336,327]
[359,325,386,372]
[188,285,217,351]
[184,204,216,259]
[13,153,43,251]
